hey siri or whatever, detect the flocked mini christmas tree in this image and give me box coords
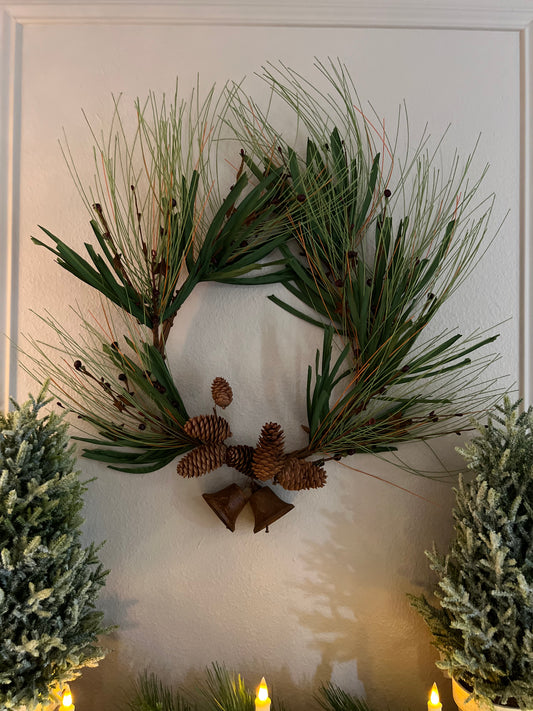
[0,387,109,710]
[410,398,533,708]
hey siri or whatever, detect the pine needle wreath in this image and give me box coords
[23,61,503,507]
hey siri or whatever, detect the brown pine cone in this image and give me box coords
[211,377,233,408]
[226,445,255,477]
[252,422,285,481]
[184,414,231,443]
[176,443,227,478]
[276,457,327,490]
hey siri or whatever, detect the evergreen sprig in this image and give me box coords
[228,59,503,462]
[409,398,533,708]
[200,663,255,711]
[317,683,374,711]
[33,83,293,356]
[23,309,198,474]
[127,671,194,711]
[124,665,254,711]
[26,81,297,473]
[0,386,109,709]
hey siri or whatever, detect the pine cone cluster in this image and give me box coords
[211,377,233,409]
[184,414,231,444]
[176,377,331,495]
[276,458,327,490]
[252,422,285,481]
[179,397,233,478]
[226,445,255,477]
[177,443,227,478]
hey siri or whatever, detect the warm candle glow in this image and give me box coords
[255,677,271,711]
[61,688,75,710]
[258,679,269,702]
[430,685,440,706]
[428,683,442,711]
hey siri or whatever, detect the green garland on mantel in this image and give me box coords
[25,60,503,516]
[124,664,374,711]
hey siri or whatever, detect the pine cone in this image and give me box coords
[176,443,227,478]
[226,445,255,477]
[184,414,231,443]
[252,422,285,481]
[211,377,233,408]
[276,457,327,490]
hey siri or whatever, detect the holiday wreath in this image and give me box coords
[25,61,502,529]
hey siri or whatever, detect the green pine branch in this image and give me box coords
[227,59,503,461]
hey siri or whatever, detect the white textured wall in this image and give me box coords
[7,5,521,711]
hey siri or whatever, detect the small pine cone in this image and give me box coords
[275,458,302,490]
[177,443,227,478]
[252,422,285,481]
[227,445,255,477]
[184,414,232,443]
[276,457,327,491]
[211,377,233,408]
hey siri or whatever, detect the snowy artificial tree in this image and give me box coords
[0,388,109,710]
[410,398,533,709]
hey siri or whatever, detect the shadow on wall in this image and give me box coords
[288,457,456,711]
[73,448,456,711]
[73,629,135,709]
[71,593,139,708]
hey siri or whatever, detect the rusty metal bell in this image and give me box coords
[202,483,250,532]
[249,485,295,533]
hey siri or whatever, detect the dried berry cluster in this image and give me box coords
[176,378,327,490]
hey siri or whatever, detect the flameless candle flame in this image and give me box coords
[258,681,268,702]
[62,689,75,710]
[428,683,442,711]
[255,678,271,711]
